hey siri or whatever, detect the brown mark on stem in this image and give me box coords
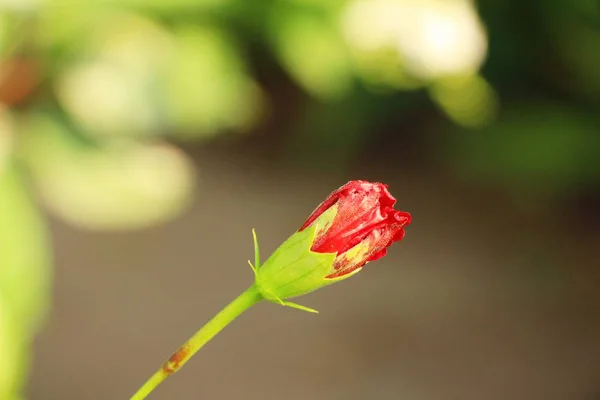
[162,344,191,375]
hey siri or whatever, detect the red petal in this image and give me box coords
[298,180,411,278]
[367,247,388,262]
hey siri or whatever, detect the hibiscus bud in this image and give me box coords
[255,181,411,304]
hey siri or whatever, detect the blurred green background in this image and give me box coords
[1,0,599,399]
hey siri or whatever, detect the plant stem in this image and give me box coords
[129,284,263,400]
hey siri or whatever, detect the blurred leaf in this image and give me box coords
[162,24,262,138]
[53,13,173,140]
[92,13,173,77]
[0,163,51,398]
[285,92,378,168]
[38,0,230,49]
[0,107,13,174]
[0,0,38,12]
[0,152,49,337]
[342,0,487,84]
[37,1,106,54]
[557,24,600,99]
[393,0,488,80]
[283,0,347,10]
[429,74,498,128]
[0,13,16,56]
[0,297,23,399]
[268,5,354,100]
[341,0,421,90]
[22,113,196,231]
[349,47,423,92]
[57,60,160,139]
[110,0,231,14]
[447,102,600,193]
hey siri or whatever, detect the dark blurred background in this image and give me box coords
[1,0,599,399]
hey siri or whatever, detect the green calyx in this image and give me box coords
[249,222,358,313]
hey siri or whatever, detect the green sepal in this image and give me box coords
[281,301,319,314]
[247,260,258,276]
[252,228,260,269]
[247,228,261,277]
[267,291,319,314]
[255,223,353,302]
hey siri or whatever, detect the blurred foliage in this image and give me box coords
[1,0,600,397]
[0,162,50,400]
[448,102,600,195]
[21,113,195,230]
[0,0,497,233]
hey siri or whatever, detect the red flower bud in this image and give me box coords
[299,180,411,279]
[256,180,411,304]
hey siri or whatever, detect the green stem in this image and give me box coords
[129,284,263,400]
